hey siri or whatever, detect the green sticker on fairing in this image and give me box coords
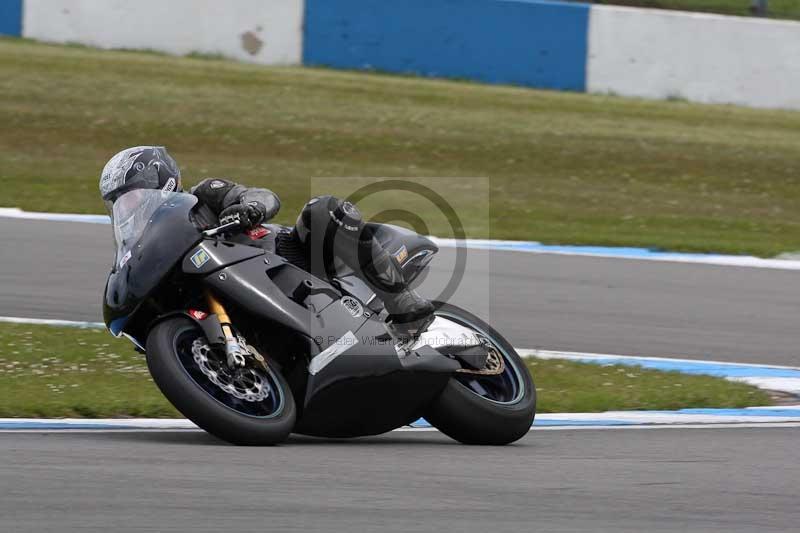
[190,249,210,269]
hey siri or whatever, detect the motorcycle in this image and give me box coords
[103,189,536,445]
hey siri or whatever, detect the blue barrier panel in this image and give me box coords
[304,0,590,91]
[0,0,22,36]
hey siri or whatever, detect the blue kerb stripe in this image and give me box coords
[414,417,649,428]
[304,0,590,91]
[534,419,636,426]
[570,357,800,379]
[0,0,23,36]
[675,408,800,417]
[494,243,718,258]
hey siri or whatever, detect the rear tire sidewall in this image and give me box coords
[146,317,296,445]
[424,302,536,445]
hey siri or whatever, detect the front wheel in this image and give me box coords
[146,317,296,445]
[424,303,536,445]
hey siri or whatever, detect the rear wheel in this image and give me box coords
[146,317,296,445]
[424,303,536,445]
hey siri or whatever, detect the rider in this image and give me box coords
[99,146,434,333]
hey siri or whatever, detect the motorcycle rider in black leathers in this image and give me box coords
[99,146,434,334]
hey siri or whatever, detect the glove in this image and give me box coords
[219,201,267,230]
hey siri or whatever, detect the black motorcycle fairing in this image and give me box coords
[294,370,450,438]
[145,310,225,346]
[181,240,265,276]
[203,252,338,337]
[104,194,201,335]
[302,316,459,394]
[197,250,459,437]
[297,313,460,437]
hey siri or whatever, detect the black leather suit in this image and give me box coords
[191,179,433,327]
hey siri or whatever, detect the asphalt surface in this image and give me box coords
[1,427,798,533]
[2,216,799,532]
[0,217,798,365]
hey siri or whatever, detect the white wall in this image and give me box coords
[23,0,303,65]
[588,6,800,110]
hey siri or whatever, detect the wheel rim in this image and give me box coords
[173,327,285,418]
[435,311,527,405]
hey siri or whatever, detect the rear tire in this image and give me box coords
[424,303,536,445]
[146,317,296,445]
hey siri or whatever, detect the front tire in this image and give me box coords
[424,303,536,445]
[146,317,296,445]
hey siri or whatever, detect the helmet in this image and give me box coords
[99,146,181,212]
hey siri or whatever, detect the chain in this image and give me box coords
[456,345,506,376]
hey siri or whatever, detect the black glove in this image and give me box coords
[219,201,267,230]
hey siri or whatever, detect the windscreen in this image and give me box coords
[111,190,195,269]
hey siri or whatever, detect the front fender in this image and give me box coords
[146,311,225,347]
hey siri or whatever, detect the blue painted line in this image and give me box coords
[568,357,800,379]
[4,209,799,268]
[436,239,748,260]
[533,419,637,426]
[0,0,23,36]
[673,408,800,417]
[5,408,800,432]
[414,417,637,427]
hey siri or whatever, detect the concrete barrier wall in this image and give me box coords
[5,0,800,109]
[22,0,303,65]
[304,0,590,91]
[587,5,800,109]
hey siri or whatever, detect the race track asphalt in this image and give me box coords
[2,217,799,532]
[2,427,798,533]
[1,217,798,365]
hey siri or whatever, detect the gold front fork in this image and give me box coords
[204,290,268,371]
[205,289,246,367]
[206,289,233,338]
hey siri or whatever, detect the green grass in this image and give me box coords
[573,1,800,20]
[1,38,799,256]
[526,358,771,413]
[0,324,771,417]
[0,324,178,418]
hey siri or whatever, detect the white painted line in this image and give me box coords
[0,418,197,429]
[0,208,109,224]
[2,422,799,435]
[0,316,106,329]
[727,377,800,395]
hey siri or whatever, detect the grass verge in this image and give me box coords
[567,1,800,21]
[0,323,771,417]
[0,38,799,255]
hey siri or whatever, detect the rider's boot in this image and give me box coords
[358,237,435,340]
